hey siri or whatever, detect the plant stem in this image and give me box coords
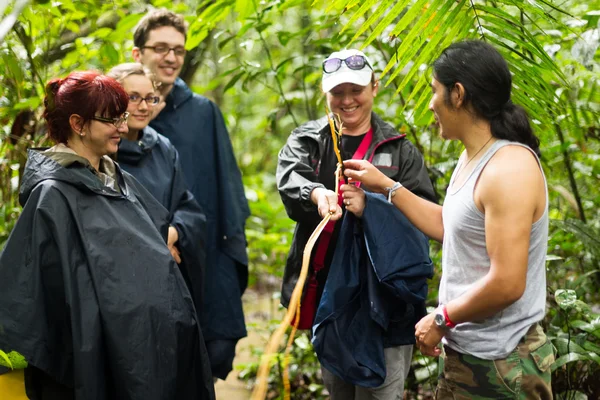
[12,22,44,92]
[469,0,485,40]
[555,124,587,223]
[251,0,299,127]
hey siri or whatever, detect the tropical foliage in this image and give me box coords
[1,0,599,397]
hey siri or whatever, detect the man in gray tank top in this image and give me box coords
[344,40,554,399]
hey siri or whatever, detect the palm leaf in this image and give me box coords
[331,0,571,127]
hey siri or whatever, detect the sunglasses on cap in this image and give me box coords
[322,55,372,74]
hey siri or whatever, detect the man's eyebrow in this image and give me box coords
[148,42,184,47]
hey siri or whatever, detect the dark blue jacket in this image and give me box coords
[312,192,433,388]
[150,78,250,343]
[117,126,207,312]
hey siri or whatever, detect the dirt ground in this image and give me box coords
[215,290,282,400]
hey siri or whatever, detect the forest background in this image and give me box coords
[1,0,599,398]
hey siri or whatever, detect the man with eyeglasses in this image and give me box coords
[277,49,437,399]
[132,9,250,381]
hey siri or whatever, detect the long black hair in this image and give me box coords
[433,40,541,156]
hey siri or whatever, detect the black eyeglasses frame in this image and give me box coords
[91,112,130,128]
[129,94,160,106]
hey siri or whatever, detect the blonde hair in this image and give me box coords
[106,63,159,90]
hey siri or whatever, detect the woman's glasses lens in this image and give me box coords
[92,112,129,128]
[129,95,160,105]
[114,112,129,128]
[345,55,366,69]
[323,58,342,73]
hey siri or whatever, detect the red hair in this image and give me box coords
[43,70,129,144]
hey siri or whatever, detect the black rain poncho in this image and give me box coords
[0,149,215,400]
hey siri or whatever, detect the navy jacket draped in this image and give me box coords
[312,192,433,388]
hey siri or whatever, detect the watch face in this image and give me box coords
[434,312,445,327]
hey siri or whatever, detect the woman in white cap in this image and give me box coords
[276,49,437,399]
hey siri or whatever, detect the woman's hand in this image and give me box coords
[343,159,394,193]
[311,188,343,221]
[168,226,181,264]
[341,184,366,218]
[415,311,444,357]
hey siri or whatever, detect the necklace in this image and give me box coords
[455,135,494,178]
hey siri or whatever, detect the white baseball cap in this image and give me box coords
[322,49,373,93]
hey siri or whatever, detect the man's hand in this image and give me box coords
[168,226,181,264]
[341,183,366,218]
[311,187,343,221]
[415,311,444,357]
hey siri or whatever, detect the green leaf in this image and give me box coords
[100,43,120,65]
[223,71,246,93]
[552,353,588,371]
[13,97,42,111]
[114,13,142,33]
[186,29,209,51]
[388,0,466,83]
[386,0,432,44]
[555,289,577,310]
[235,0,255,21]
[275,57,295,72]
[294,334,311,350]
[340,0,380,35]
[0,350,13,369]
[348,0,395,45]
[414,363,437,381]
[361,0,419,48]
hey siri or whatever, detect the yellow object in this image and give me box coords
[0,369,29,399]
[251,110,344,400]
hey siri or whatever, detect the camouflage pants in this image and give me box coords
[436,324,554,400]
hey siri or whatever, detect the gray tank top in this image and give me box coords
[439,140,548,359]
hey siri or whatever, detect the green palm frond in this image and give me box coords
[334,0,572,125]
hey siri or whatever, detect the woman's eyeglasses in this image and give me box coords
[91,112,130,128]
[129,94,160,105]
[323,55,372,73]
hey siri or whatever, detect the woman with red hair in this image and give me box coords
[0,71,215,400]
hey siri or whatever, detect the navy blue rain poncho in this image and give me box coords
[150,78,250,378]
[117,126,206,312]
